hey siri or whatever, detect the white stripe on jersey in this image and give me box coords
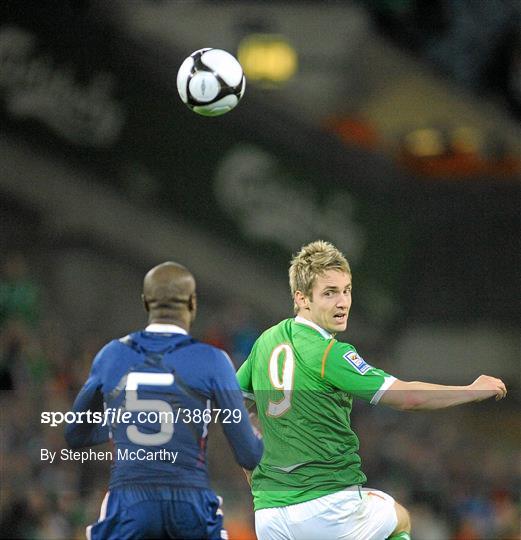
[370,376,397,405]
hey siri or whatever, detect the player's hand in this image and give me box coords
[469,375,507,401]
[243,468,252,487]
[249,412,263,439]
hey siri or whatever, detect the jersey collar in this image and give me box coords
[145,323,188,335]
[294,316,332,339]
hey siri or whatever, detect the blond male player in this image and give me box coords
[237,240,507,540]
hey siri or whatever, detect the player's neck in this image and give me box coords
[294,314,333,339]
[148,317,190,333]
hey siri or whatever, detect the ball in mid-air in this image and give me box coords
[176,48,246,117]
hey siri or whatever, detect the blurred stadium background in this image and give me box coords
[0,1,519,538]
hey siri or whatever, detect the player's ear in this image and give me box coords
[141,294,149,312]
[294,290,310,311]
[188,293,197,320]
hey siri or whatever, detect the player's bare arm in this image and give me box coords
[241,401,262,485]
[380,374,507,411]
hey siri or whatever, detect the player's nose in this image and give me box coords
[336,294,349,308]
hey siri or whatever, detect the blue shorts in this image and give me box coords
[87,486,225,540]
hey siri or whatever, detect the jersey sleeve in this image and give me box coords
[323,341,396,404]
[211,349,263,470]
[236,353,254,399]
[64,345,111,448]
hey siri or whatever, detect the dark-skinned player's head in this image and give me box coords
[142,262,197,331]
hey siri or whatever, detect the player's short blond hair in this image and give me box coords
[289,240,351,314]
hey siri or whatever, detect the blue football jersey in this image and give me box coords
[65,327,262,489]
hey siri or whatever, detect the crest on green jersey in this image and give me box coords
[343,351,371,374]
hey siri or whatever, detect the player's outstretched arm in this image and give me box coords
[380,374,507,411]
[212,351,263,470]
[241,408,262,486]
[65,380,110,448]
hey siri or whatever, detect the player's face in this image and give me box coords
[306,270,352,333]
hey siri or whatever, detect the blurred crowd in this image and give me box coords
[0,252,519,540]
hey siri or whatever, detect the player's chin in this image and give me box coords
[331,316,348,331]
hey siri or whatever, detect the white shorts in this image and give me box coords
[255,488,398,540]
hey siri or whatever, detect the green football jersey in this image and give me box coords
[236,316,396,510]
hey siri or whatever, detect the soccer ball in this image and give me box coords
[176,48,246,117]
